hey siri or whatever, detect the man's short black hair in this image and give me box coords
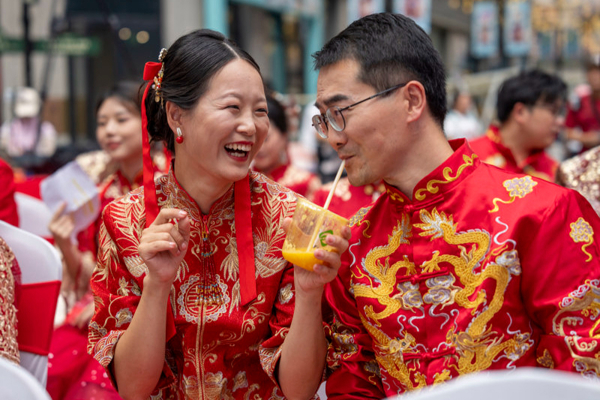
[496,69,567,123]
[312,12,447,128]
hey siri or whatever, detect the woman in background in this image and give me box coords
[253,92,321,199]
[47,81,164,400]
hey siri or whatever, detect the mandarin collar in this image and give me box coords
[158,168,235,222]
[384,139,480,207]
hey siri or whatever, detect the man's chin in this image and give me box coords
[347,174,373,188]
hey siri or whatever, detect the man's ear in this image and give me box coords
[166,101,184,132]
[511,102,529,124]
[404,81,426,123]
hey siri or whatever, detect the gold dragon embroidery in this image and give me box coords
[416,209,524,375]
[353,207,528,387]
[552,280,600,376]
[352,214,415,324]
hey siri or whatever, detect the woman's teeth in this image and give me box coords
[225,143,251,157]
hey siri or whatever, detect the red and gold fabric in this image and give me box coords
[469,125,558,181]
[88,169,298,399]
[262,162,321,200]
[313,178,385,219]
[76,168,152,260]
[0,158,19,227]
[48,167,163,400]
[324,139,600,399]
[0,237,20,364]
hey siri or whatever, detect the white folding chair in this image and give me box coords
[0,357,51,400]
[317,381,327,399]
[389,367,600,400]
[0,220,62,387]
[14,192,53,238]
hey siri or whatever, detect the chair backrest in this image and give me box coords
[390,367,600,400]
[0,220,62,387]
[0,357,51,400]
[0,219,61,284]
[14,192,52,238]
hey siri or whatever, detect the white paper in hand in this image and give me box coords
[41,161,100,235]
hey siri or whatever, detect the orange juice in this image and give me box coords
[282,249,322,271]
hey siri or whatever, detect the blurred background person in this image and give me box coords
[253,92,321,199]
[296,102,345,184]
[46,80,162,400]
[470,69,567,182]
[312,177,384,219]
[0,87,57,166]
[444,89,482,140]
[565,54,600,155]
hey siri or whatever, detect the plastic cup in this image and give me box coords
[282,197,349,271]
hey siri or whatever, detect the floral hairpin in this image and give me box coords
[153,48,167,105]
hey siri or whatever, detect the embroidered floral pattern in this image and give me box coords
[504,176,537,198]
[490,176,538,213]
[570,217,595,262]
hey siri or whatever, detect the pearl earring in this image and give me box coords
[175,127,183,144]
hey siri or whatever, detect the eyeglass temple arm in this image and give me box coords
[339,82,408,112]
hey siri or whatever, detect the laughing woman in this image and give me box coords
[87,29,349,400]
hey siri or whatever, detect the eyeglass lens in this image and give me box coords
[326,107,345,132]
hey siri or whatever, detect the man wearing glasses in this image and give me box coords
[315,12,600,399]
[470,69,567,182]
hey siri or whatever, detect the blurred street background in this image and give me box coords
[1,0,599,178]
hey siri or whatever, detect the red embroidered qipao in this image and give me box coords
[469,125,558,181]
[89,170,297,399]
[325,139,600,399]
[264,162,321,200]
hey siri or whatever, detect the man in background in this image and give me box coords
[469,70,566,181]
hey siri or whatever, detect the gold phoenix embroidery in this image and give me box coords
[570,217,595,262]
[414,154,477,201]
[489,176,537,213]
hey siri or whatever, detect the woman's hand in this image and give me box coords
[283,217,351,295]
[138,208,191,288]
[48,202,82,280]
[48,202,75,246]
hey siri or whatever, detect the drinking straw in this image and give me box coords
[323,159,346,210]
[307,160,346,251]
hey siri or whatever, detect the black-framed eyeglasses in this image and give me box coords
[312,82,408,139]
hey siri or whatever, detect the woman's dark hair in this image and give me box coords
[95,81,142,116]
[145,29,262,154]
[266,93,288,136]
